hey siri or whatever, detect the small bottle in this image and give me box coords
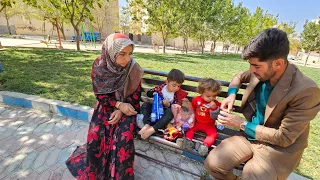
[151,113,157,123]
[151,93,159,123]
[216,113,225,130]
[182,124,190,131]
[216,122,225,130]
[158,96,164,118]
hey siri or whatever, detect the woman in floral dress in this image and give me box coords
[66,33,143,180]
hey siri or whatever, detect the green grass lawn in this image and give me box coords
[0,48,319,179]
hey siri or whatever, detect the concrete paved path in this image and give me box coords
[0,103,205,180]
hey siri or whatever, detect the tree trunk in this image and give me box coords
[200,38,205,54]
[51,22,55,35]
[213,40,217,54]
[0,41,3,49]
[5,17,11,35]
[222,42,225,53]
[55,18,63,49]
[71,21,81,50]
[42,19,46,34]
[160,29,167,53]
[75,28,81,51]
[4,7,11,35]
[183,37,188,54]
[59,22,66,41]
[162,37,166,53]
[304,52,311,66]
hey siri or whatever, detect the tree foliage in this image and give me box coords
[277,21,298,52]
[144,0,178,53]
[119,4,131,34]
[300,20,320,65]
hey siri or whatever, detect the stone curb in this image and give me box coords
[0,91,93,121]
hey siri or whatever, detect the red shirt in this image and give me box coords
[191,96,221,124]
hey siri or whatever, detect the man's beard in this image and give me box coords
[261,67,276,81]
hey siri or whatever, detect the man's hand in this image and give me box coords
[118,103,137,116]
[221,94,236,112]
[217,110,244,129]
[109,110,123,125]
[162,99,170,107]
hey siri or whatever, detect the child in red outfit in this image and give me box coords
[177,78,221,156]
[187,95,221,147]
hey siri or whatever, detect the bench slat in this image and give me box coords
[143,78,243,100]
[141,94,242,114]
[144,69,247,89]
[218,127,240,136]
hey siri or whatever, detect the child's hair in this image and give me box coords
[167,69,185,84]
[197,78,221,94]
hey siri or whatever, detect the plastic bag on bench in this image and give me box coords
[163,99,195,141]
[171,99,195,131]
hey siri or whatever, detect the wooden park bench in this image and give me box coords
[137,69,247,172]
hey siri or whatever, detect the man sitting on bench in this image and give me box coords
[204,28,320,180]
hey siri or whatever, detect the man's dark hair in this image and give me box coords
[241,28,289,63]
[167,69,185,84]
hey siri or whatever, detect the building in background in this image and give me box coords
[0,0,119,39]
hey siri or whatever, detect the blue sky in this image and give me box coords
[119,0,320,34]
[233,0,320,34]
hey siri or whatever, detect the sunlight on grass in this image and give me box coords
[0,48,319,178]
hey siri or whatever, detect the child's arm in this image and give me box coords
[210,107,220,120]
[210,100,221,120]
[146,89,155,97]
[191,97,197,112]
[162,99,171,107]
[147,83,164,97]
[177,90,188,105]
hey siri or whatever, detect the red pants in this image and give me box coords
[186,122,217,147]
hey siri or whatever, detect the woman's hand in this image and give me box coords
[118,102,137,116]
[109,110,123,125]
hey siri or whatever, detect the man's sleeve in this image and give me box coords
[255,87,320,147]
[229,70,252,90]
[228,88,238,95]
[244,122,258,139]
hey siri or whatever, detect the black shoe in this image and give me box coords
[176,138,195,151]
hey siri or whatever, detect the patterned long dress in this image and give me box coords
[66,83,142,180]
